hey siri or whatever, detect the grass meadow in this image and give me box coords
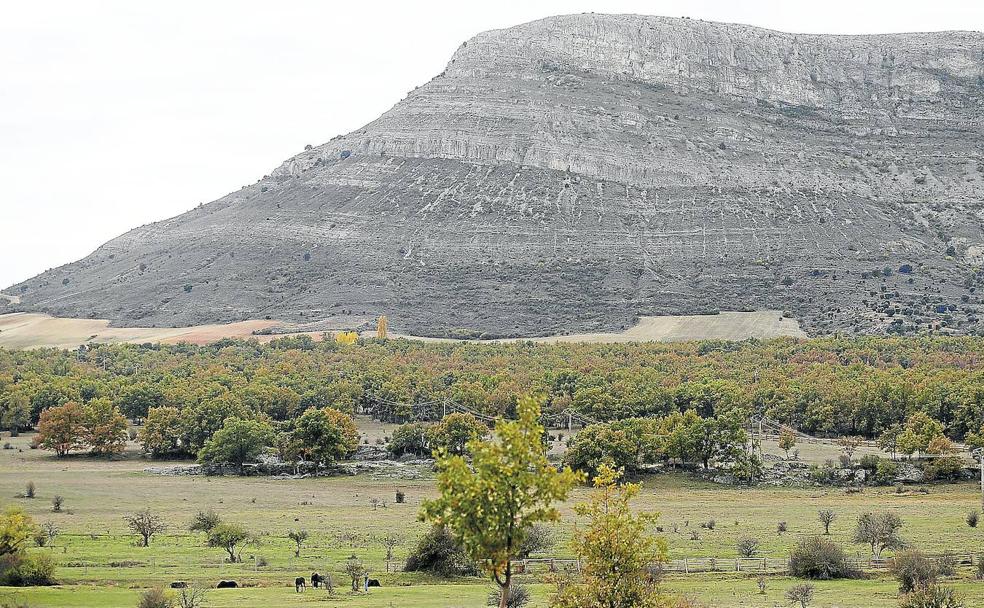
[1,428,983,607]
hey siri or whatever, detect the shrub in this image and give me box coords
[518,524,554,558]
[138,587,174,608]
[189,509,220,533]
[891,550,938,593]
[51,496,62,512]
[818,509,836,535]
[737,537,759,557]
[404,525,477,577]
[967,510,979,528]
[874,460,899,485]
[785,583,814,608]
[487,583,529,608]
[0,552,57,586]
[897,585,962,608]
[24,482,34,499]
[976,554,984,580]
[936,552,956,577]
[777,521,787,534]
[395,490,405,504]
[788,536,858,580]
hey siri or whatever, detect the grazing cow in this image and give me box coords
[294,577,306,592]
[170,581,187,589]
[216,580,238,589]
[310,572,321,589]
[367,578,381,587]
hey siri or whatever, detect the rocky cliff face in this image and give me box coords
[7,14,984,337]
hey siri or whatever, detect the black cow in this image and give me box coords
[368,578,381,587]
[216,580,238,589]
[169,581,187,589]
[311,572,321,589]
[294,577,306,592]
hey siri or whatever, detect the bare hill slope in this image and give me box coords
[6,14,983,338]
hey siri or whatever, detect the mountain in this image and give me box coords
[6,14,984,338]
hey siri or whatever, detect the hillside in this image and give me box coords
[5,14,983,338]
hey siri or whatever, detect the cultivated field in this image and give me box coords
[1,427,982,608]
[0,309,805,350]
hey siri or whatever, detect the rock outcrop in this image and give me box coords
[7,14,984,337]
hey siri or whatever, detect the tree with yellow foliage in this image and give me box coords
[377,315,389,339]
[334,331,358,345]
[550,464,668,608]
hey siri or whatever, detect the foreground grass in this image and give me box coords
[2,431,984,606]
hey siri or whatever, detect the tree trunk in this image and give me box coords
[498,562,511,608]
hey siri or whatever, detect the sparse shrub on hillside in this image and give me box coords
[966,510,978,528]
[788,536,858,580]
[777,521,787,534]
[23,482,34,499]
[395,490,405,504]
[345,556,366,592]
[51,496,62,513]
[853,512,904,559]
[123,509,167,547]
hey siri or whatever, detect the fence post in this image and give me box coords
[684,558,688,574]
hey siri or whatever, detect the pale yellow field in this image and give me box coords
[0,309,805,350]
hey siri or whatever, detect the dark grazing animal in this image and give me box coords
[311,572,321,588]
[216,580,238,589]
[368,578,381,587]
[169,581,187,589]
[294,577,306,592]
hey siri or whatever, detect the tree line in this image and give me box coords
[2,335,984,452]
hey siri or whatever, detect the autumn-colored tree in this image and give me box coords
[778,428,797,459]
[0,508,38,556]
[421,396,582,608]
[836,436,863,463]
[36,401,86,456]
[335,331,358,345]
[550,464,667,608]
[82,398,128,456]
[291,407,360,469]
[140,406,185,457]
[377,315,389,340]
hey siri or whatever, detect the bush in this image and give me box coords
[976,554,984,580]
[51,496,63,512]
[788,536,858,580]
[487,583,529,608]
[967,510,979,528]
[936,552,956,577]
[891,550,938,593]
[395,490,405,504]
[24,482,34,499]
[874,460,899,485]
[785,583,814,608]
[404,525,477,577]
[737,537,759,557]
[0,552,57,586]
[189,509,220,533]
[518,524,554,558]
[138,587,174,608]
[897,585,962,608]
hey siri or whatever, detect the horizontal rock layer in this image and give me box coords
[7,14,984,337]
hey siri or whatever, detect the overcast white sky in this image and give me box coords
[2,1,982,288]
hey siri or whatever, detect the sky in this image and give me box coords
[2,0,983,288]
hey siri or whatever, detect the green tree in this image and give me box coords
[140,406,185,458]
[897,413,944,457]
[291,407,360,469]
[82,398,128,456]
[549,464,667,608]
[1,392,31,436]
[388,422,432,457]
[428,412,486,456]
[206,522,253,563]
[197,418,275,473]
[852,512,904,559]
[421,396,582,608]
